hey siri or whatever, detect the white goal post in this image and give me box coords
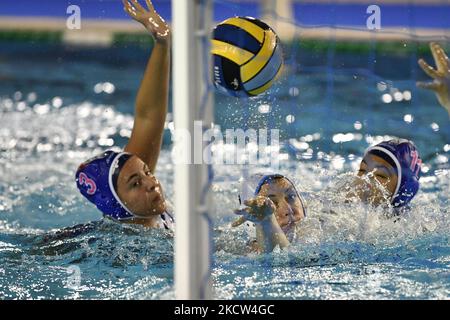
[173,0,214,300]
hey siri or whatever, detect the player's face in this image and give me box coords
[356,153,398,206]
[257,178,305,233]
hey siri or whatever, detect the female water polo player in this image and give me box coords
[232,42,450,252]
[233,139,423,253]
[232,174,308,252]
[75,0,173,229]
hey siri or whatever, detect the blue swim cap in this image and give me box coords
[365,139,422,208]
[75,150,135,220]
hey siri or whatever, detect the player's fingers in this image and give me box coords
[145,0,155,12]
[431,42,450,73]
[231,216,246,227]
[416,81,440,92]
[132,0,146,12]
[418,59,441,79]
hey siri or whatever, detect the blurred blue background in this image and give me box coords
[0,0,449,28]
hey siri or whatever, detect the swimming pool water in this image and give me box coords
[0,42,449,299]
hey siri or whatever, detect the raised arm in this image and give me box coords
[122,0,171,172]
[417,42,450,118]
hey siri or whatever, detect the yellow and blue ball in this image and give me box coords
[211,16,283,97]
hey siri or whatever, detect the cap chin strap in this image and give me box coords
[108,152,153,220]
[365,146,402,205]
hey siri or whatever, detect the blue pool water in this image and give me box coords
[0,42,449,299]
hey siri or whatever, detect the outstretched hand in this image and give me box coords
[122,0,170,44]
[417,42,450,117]
[231,196,276,227]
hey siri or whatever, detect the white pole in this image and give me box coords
[261,0,296,41]
[173,0,213,300]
